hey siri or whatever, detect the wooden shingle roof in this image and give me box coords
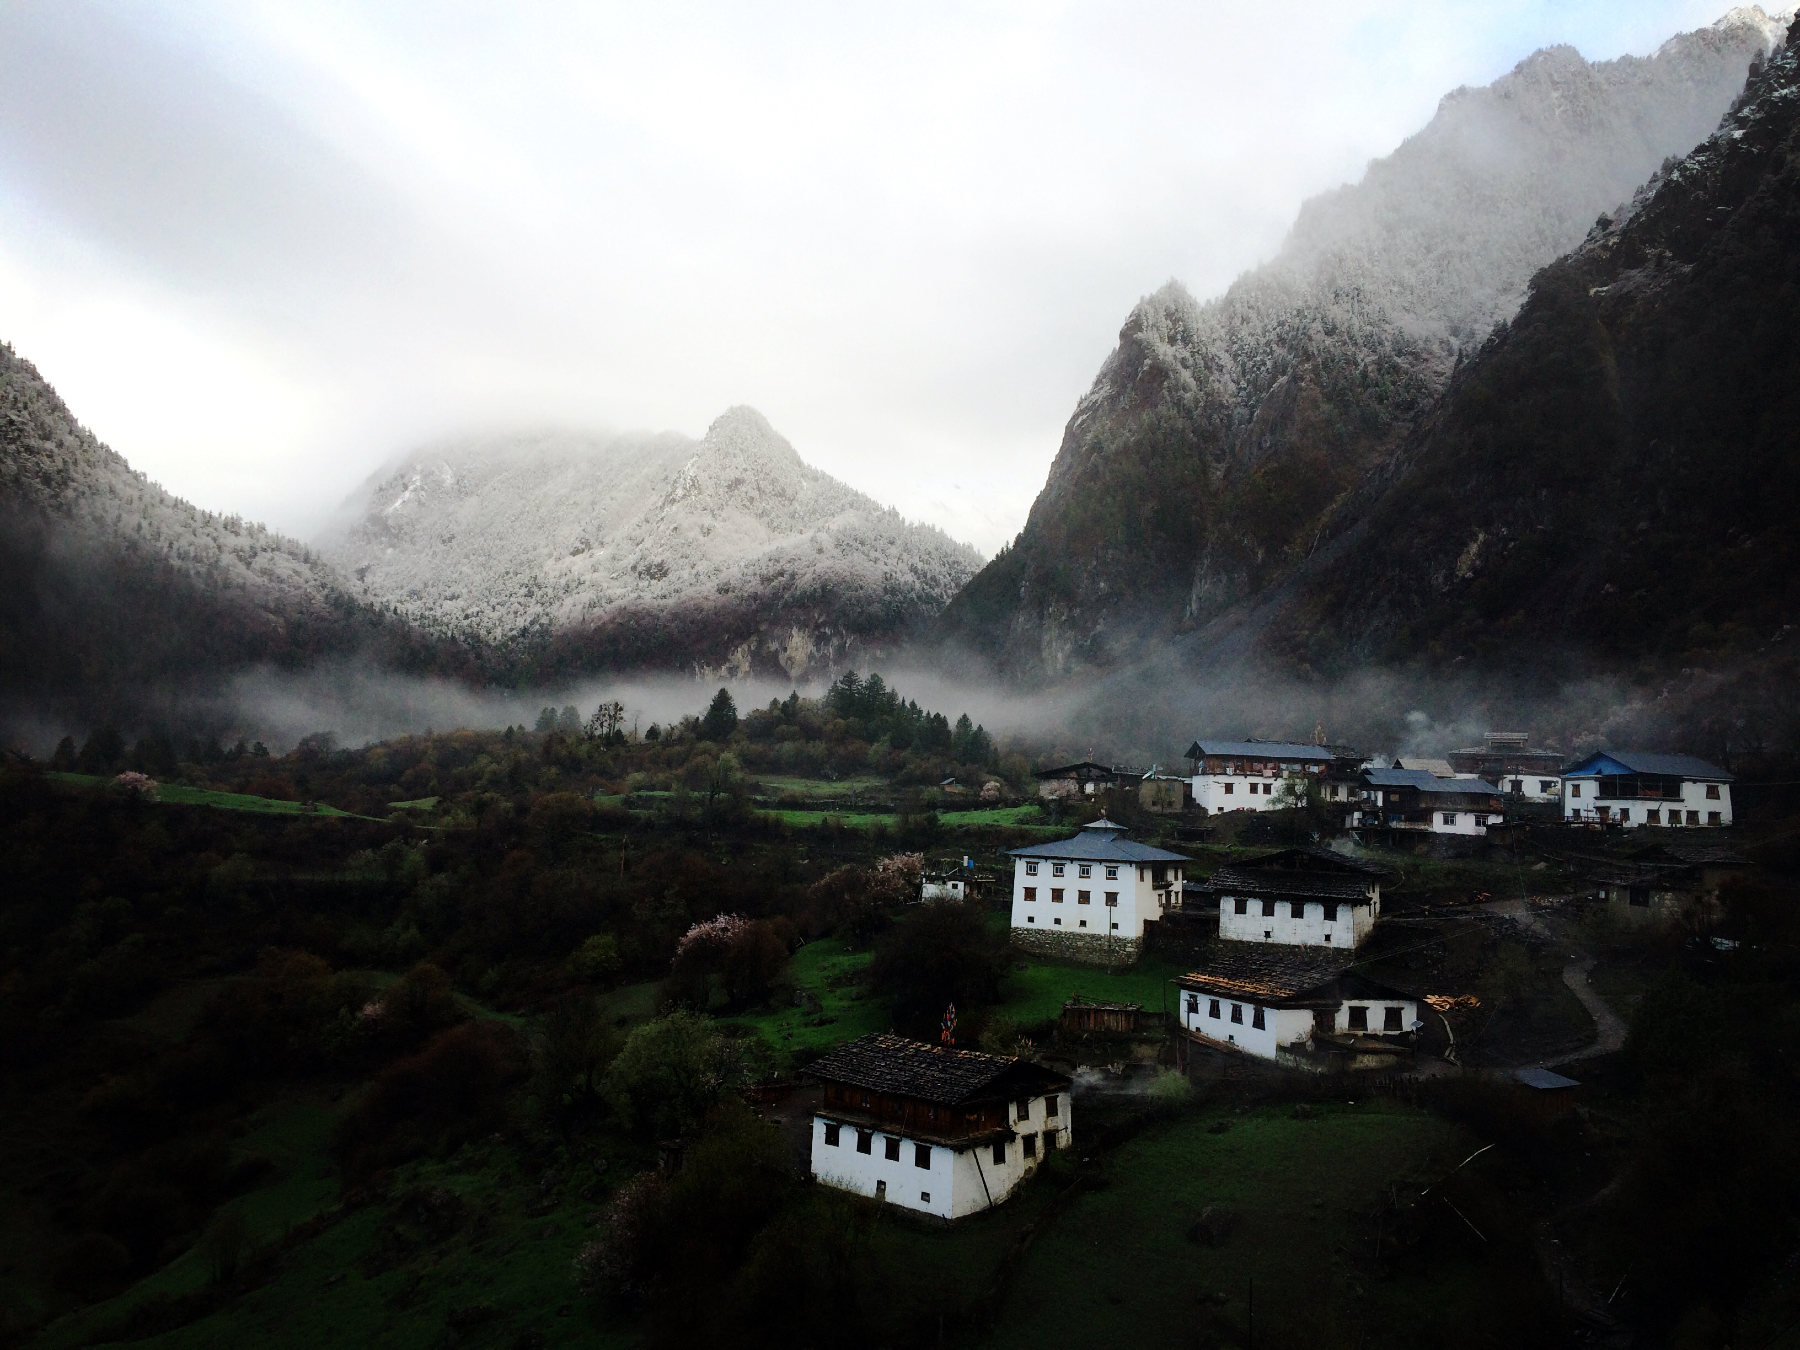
[1206,866,1373,901]
[805,1034,1068,1105]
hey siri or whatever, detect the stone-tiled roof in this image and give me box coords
[1187,741,1334,762]
[1206,866,1373,901]
[1178,945,1356,1002]
[804,1034,1067,1105]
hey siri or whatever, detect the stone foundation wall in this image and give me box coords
[1010,926,1140,968]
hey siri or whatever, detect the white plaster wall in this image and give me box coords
[811,1118,953,1219]
[1190,774,1286,813]
[1333,998,1419,1036]
[1563,779,1732,827]
[1496,775,1562,802]
[1425,810,1492,836]
[1011,857,1177,940]
[1180,995,1311,1061]
[1216,897,1375,949]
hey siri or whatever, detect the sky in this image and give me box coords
[0,0,1763,556]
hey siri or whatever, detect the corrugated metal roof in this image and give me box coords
[1512,1067,1580,1090]
[1186,740,1334,761]
[1563,751,1733,781]
[1008,820,1188,863]
[1364,768,1502,794]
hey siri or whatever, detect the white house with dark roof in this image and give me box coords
[1176,947,1419,1071]
[1007,816,1186,965]
[1184,740,1335,814]
[807,1034,1072,1220]
[1561,751,1733,828]
[1354,768,1506,835]
[1207,847,1387,948]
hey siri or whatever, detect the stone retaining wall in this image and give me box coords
[1010,926,1140,968]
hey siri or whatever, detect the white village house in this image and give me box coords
[1352,767,1507,836]
[1561,751,1733,828]
[1184,740,1334,814]
[1447,732,1565,803]
[1007,816,1186,965]
[1208,847,1387,948]
[806,1034,1072,1221]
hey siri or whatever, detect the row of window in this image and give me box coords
[1215,781,1276,796]
[1579,807,1722,825]
[1567,783,1722,799]
[1023,915,1120,929]
[1184,995,1405,1032]
[1024,861,1120,879]
[1021,888,1119,905]
[822,1123,1059,1166]
[1228,897,1345,921]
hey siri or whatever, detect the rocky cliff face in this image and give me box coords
[936,6,1792,681]
[1260,12,1800,675]
[324,407,982,679]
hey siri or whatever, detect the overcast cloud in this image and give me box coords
[0,1,1749,555]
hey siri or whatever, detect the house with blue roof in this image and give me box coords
[1561,751,1733,828]
[1006,816,1186,965]
[1351,767,1507,836]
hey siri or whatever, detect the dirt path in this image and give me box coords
[1550,957,1628,1064]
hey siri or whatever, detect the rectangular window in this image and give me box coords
[1708,811,1721,826]
[1078,920,1087,927]
[876,1180,886,1200]
[1051,888,1064,903]
[1045,1095,1059,1118]
[1688,811,1700,825]
[1706,784,1720,800]
[1111,922,1119,930]
[1104,892,1118,906]
[884,1136,900,1161]
[1442,813,1457,826]
[1384,1006,1403,1032]
[1105,866,1119,879]
[1077,890,1091,904]
[1323,903,1339,923]
[1348,1006,1368,1031]
[856,1130,873,1154]
[915,1144,931,1169]
[921,1191,931,1203]
[1186,994,1199,1014]
[1015,1098,1031,1120]
[1540,781,1556,794]
[992,1140,1007,1165]
[1078,864,1092,878]
[1023,886,1036,901]
[1230,1004,1243,1024]
[1208,999,1220,1019]
[1290,901,1307,921]
[1043,1128,1058,1151]
[1251,1007,1265,1030]
[1023,1134,1036,1159]
[1262,899,1276,917]
[1570,783,1582,798]
[1223,782,1234,795]
[1053,917,1061,925]
[1645,810,1660,825]
[1026,861,1038,875]
[1026,915,1035,922]
[1234,897,1248,915]
[1052,863,1065,877]
[824,1122,840,1147]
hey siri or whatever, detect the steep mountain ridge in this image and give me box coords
[1256,11,1800,674]
[936,6,1792,681]
[324,407,982,678]
[0,343,460,715]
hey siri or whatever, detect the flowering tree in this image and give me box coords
[109,771,159,801]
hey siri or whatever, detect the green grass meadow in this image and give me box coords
[45,773,380,820]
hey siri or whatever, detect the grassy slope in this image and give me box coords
[720,938,886,1058]
[986,1105,1473,1350]
[43,773,380,821]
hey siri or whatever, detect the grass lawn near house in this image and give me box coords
[982,1103,1485,1350]
[721,937,886,1062]
[43,773,381,821]
[756,808,901,831]
[754,775,893,799]
[996,953,1194,1030]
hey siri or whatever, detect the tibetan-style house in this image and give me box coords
[1206,847,1388,948]
[1007,816,1187,965]
[1561,751,1734,828]
[806,1035,1072,1220]
[1176,947,1419,1071]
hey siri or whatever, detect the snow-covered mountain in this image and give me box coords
[323,407,982,678]
[937,5,1793,680]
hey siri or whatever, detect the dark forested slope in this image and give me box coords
[936,9,1789,682]
[0,345,473,723]
[1267,18,1800,674]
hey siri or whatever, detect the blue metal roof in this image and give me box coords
[1562,751,1732,781]
[1363,768,1501,795]
[1008,819,1187,863]
[1513,1067,1580,1090]
[1186,740,1333,761]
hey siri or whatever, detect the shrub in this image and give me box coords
[603,1011,736,1139]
